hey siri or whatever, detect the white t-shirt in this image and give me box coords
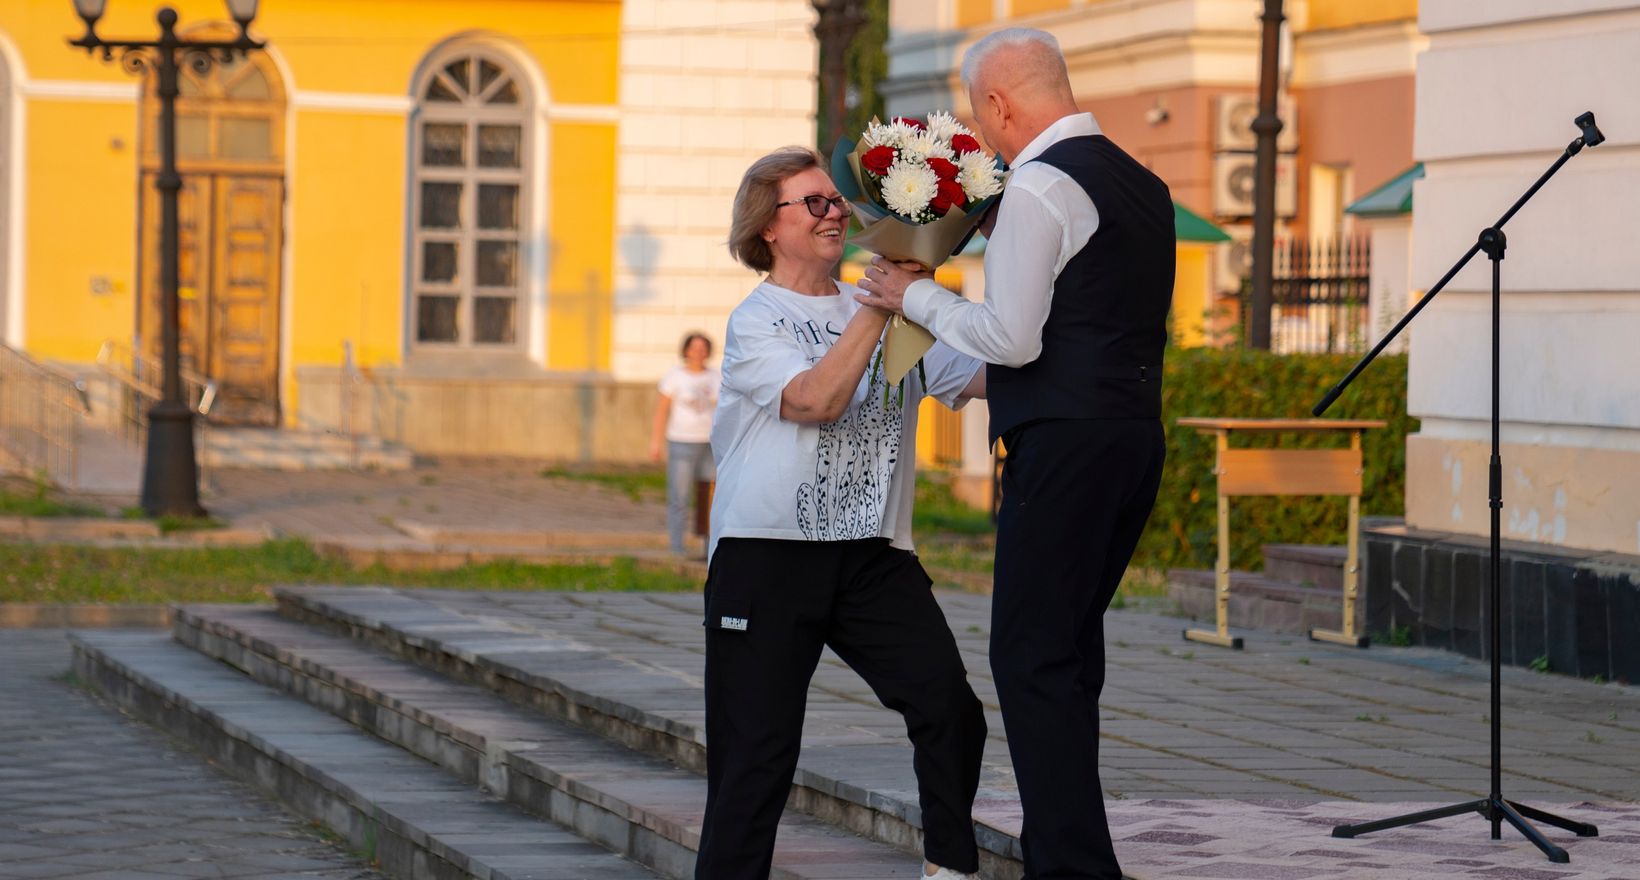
[708,280,982,559]
[658,365,720,443]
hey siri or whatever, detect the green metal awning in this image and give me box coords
[845,200,1230,261]
[1346,162,1424,217]
[1172,201,1231,243]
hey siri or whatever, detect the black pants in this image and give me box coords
[695,537,987,880]
[991,418,1165,880]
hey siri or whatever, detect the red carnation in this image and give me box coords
[894,116,926,130]
[930,178,968,214]
[926,156,959,181]
[951,134,981,155]
[861,145,896,176]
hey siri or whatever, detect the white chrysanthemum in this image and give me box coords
[957,150,1004,201]
[925,110,963,143]
[867,118,918,149]
[859,117,898,149]
[880,161,940,218]
[901,131,955,163]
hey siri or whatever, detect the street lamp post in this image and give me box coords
[68,1,264,517]
[812,0,868,154]
[1246,0,1285,350]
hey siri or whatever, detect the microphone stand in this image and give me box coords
[1311,112,1606,864]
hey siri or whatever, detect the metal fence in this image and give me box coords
[95,339,216,479]
[1243,235,1372,354]
[0,343,90,484]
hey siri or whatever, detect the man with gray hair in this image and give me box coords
[857,27,1175,880]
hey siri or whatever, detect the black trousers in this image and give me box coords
[991,418,1165,880]
[695,537,987,880]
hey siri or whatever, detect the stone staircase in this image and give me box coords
[1167,543,1359,637]
[202,427,414,471]
[72,586,1007,880]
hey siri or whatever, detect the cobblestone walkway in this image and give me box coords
[0,630,385,880]
[203,463,665,542]
[417,589,1640,805]
[385,589,1640,876]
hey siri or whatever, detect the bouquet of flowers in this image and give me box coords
[833,112,1006,390]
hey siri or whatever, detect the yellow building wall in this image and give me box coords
[956,0,995,29]
[547,122,619,372]
[1304,0,1417,32]
[8,0,621,421]
[1012,0,1075,18]
[286,110,405,373]
[21,100,141,362]
[1171,242,1213,348]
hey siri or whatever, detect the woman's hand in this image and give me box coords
[779,306,891,423]
[650,394,673,462]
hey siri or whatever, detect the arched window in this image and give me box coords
[410,51,529,349]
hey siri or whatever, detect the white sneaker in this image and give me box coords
[922,867,977,880]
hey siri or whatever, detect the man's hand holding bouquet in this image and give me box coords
[832,112,1005,398]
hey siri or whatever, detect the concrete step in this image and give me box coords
[273,586,1025,876]
[69,629,663,880]
[202,428,414,471]
[172,604,936,879]
[392,518,675,551]
[1262,543,1348,590]
[0,515,160,540]
[308,534,707,578]
[1166,568,1352,636]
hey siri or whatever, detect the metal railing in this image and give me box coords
[0,343,92,485]
[340,340,364,469]
[1241,235,1372,354]
[94,340,217,482]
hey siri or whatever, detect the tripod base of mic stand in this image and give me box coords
[1332,796,1598,864]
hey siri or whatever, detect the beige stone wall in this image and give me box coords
[611,0,817,383]
[1407,435,1640,556]
[296,367,655,463]
[1406,0,1640,556]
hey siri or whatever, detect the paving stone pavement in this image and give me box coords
[400,589,1640,806]
[201,463,665,542]
[0,629,387,880]
[266,586,1640,877]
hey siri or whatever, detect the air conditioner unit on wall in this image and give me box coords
[1212,223,1254,295]
[1210,222,1291,294]
[1215,94,1298,152]
[1213,153,1297,219]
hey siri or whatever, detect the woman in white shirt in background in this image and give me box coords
[650,332,720,556]
[692,146,987,880]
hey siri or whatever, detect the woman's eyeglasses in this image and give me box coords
[777,195,853,219]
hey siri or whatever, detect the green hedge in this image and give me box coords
[1134,348,1416,571]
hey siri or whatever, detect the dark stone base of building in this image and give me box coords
[1365,524,1640,683]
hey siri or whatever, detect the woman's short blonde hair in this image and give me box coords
[728,147,824,273]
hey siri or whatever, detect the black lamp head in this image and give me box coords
[1576,111,1605,148]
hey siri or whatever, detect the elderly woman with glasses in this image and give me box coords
[693,146,988,880]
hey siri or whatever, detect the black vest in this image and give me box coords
[987,135,1175,444]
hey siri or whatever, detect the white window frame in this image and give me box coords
[409,50,532,352]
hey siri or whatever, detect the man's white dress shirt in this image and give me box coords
[903,112,1105,368]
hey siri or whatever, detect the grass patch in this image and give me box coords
[539,465,667,502]
[913,473,993,535]
[916,535,995,575]
[0,481,104,518]
[0,538,698,604]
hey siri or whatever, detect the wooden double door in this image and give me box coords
[138,43,285,426]
[141,173,284,426]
